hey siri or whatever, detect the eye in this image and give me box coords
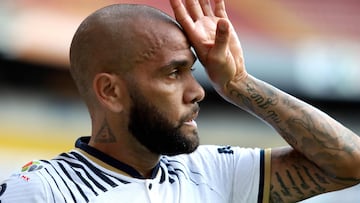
[169,68,180,79]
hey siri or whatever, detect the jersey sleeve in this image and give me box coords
[229,147,271,203]
[189,145,271,203]
[0,161,51,203]
[258,148,271,203]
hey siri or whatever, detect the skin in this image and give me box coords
[170,0,360,202]
[69,1,360,202]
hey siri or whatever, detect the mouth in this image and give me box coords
[183,119,197,127]
[183,110,199,127]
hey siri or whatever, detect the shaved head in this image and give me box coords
[69,4,181,104]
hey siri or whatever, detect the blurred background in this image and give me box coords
[1,0,359,202]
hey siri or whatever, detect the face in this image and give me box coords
[125,22,205,156]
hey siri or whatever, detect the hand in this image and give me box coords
[170,0,247,93]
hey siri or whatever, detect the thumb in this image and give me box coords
[205,19,235,91]
[213,19,230,57]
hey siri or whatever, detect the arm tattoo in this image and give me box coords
[288,110,341,150]
[229,82,281,124]
[303,166,326,192]
[228,77,360,201]
[286,169,304,196]
[269,185,284,203]
[292,165,309,190]
[270,163,333,202]
[246,83,277,109]
[275,172,290,196]
[288,109,360,167]
[231,80,358,167]
[94,119,116,143]
[278,127,298,146]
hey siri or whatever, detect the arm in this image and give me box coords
[170,0,360,202]
[229,74,360,202]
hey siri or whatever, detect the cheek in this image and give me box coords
[157,97,183,120]
[151,94,185,123]
[141,80,186,122]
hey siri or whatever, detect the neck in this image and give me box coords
[88,136,160,179]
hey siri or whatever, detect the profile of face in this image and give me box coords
[119,9,205,156]
[128,88,200,156]
[71,4,205,156]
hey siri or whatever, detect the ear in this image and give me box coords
[93,73,125,112]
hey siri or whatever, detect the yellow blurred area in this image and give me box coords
[0,125,81,181]
[0,127,73,153]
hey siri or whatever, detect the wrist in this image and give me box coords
[221,71,249,99]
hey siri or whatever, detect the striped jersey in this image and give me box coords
[0,136,271,203]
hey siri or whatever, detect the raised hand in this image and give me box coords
[170,0,247,94]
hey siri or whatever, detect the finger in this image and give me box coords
[199,0,214,16]
[212,19,230,58]
[185,0,204,21]
[170,0,195,30]
[214,0,228,18]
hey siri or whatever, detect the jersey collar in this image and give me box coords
[75,136,160,179]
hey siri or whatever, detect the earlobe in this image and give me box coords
[93,73,124,112]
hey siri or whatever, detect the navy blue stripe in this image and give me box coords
[70,151,129,185]
[43,168,68,203]
[57,162,89,202]
[257,149,265,203]
[47,162,77,202]
[74,169,98,196]
[56,154,107,192]
[159,166,166,184]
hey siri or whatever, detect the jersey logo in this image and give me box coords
[217,146,234,154]
[20,175,30,182]
[0,183,7,196]
[21,161,43,172]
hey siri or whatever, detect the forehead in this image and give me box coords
[130,32,195,80]
[132,19,192,64]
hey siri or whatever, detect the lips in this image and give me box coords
[183,110,199,127]
[184,119,197,127]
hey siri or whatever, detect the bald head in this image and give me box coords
[69,4,181,102]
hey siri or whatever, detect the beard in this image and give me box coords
[128,90,200,156]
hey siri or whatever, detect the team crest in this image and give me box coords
[21,161,43,172]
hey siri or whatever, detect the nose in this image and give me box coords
[184,73,205,104]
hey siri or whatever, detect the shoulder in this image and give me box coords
[181,145,263,161]
[0,160,52,202]
[161,145,265,172]
[0,152,88,202]
[1,151,100,203]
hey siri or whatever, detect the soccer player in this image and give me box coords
[1,0,360,202]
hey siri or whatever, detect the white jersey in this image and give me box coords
[0,136,271,203]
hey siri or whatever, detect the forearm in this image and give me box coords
[224,74,360,179]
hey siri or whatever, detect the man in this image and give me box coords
[1,0,360,202]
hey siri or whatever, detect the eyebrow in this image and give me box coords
[161,58,196,71]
